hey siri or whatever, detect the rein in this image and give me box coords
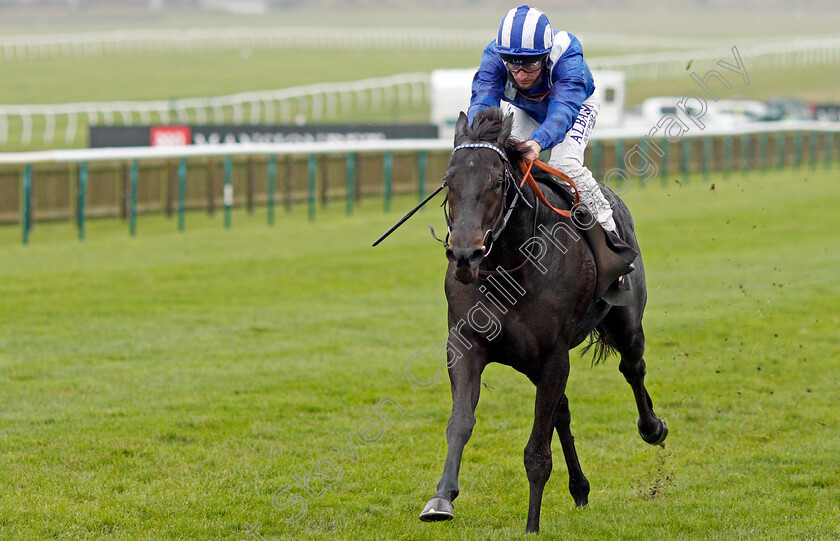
[519,160,581,218]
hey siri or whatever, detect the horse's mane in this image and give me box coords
[467,107,566,195]
[467,107,527,165]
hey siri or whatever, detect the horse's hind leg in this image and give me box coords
[601,310,668,445]
[554,393,590,507]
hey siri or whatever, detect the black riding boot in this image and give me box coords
[600,230,637,306]
[573,206,638,303]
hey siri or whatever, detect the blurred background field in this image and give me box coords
[3,8,840,105]
[1,5,839,150]
[2,38,839,106]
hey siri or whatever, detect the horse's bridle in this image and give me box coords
[372,138,577,253]
[437,142,532,257]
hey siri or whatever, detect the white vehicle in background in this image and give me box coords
[625,97,772,131]
[713,99,771,124]
[765,97,819,121]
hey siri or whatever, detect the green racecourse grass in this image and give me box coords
[1,162,839,540]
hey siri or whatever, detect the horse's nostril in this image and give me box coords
[446,245,483,265]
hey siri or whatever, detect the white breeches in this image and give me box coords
[505,90,616,232]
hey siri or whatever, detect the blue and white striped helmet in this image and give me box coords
[495,5,553,57]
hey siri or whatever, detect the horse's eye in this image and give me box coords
[494,178,504,190]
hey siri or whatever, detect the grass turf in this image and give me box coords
[0,163,838,540]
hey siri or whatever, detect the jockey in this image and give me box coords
[467,5,616,234]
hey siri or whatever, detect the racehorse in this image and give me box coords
[418,107,669,534]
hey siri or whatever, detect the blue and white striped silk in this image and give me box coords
[496,5,553,55]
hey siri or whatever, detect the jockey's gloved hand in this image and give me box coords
[518,140,542,163]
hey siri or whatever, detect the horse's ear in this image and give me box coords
[454,111,469,146]
[498,112,514,147]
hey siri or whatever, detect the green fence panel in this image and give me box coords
[636,138,648,189]
[178,157,187,232]
[383,151,393,213]
[836,130,840,167]
[615,139,625,174]
[267,154,277,225]
[319,155,328,210]
[759,132,768,173]
[307,154,317,222]
[129,160,138,237]
[723,136,732,179]
[22,164,32,245]
[77,162,88,241]
[345,153,356,217]
[592,140,602,181]
[741,134,750,176]
[224,155,233,228]
[284,156,294,213]
[7,132,833,241]
[776,132,786,169]
[418,150,427,203]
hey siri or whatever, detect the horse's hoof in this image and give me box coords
[639,417,668,445]
[570,478,590,508]
[419,497,454,522]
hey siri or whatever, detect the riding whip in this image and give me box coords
[371,183,446,247]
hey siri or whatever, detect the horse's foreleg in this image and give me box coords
[554,393,589,507]
[419,358,483,522]
[524,348,570,534]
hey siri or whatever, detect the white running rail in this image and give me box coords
[0,121,837,166]
[0,27,724,61]
[588,36,840,80]
[2,36,840,148]
[0,73,429,147]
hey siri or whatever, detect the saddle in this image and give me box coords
[528,167,638,306]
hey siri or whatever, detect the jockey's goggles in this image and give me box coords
[504,60,543,74]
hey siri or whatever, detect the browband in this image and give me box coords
[452,142,509,162]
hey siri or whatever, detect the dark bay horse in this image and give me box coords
[418,108,668,534]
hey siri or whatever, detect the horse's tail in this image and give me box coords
[581,325,617,366]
